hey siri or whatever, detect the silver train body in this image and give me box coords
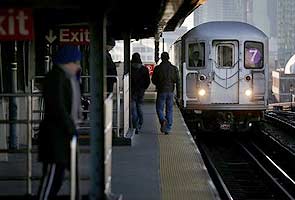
[170,21,268,131]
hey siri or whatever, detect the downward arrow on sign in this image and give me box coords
[45,30,57,43]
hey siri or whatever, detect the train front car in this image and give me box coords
[173,21,268,132]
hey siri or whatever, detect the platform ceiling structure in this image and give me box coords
[0,0,206,199]
[1,0,206,39]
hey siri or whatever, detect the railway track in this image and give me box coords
[265,111,295,129]
[195,134,295,200]
[182,108,295,199]
[263,111,295,152]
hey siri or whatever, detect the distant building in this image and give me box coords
[252,0,271,36]
[194,0,223,25]
[193,0,273,37]
[272,54,295,103]
[268,0,277,37]
[110,39,155,63]
[110,40,124,62]
[131,39,154,63]
[193,0,248,26]
[272,70,295,103]
[277,0,295,67]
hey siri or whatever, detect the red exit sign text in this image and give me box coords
[0,9,34,40]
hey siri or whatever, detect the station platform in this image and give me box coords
[111,101,220,200]
[0,101,219,200]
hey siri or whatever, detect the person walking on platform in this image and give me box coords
[37,45,82,199]
[131,52,150,134]
[152,52,179,135]
[106,37,118,94]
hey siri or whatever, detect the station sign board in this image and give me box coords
[0,8,34,40]
[144,63,155,76]
[45,27,90,45]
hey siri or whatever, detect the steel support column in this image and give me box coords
[123,33,131,130]
[89,15,106,200]
[9,41,18,149]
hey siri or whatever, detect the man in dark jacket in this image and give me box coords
[37,45,82,199]
[152,52,179,134]
[130,53,150,134]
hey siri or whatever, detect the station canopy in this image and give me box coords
[285,54,295,74]
[0,0,206,39]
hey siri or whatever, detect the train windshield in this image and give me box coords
[244,41,264,69]
[217,44,234,68]
[188,42,205,68]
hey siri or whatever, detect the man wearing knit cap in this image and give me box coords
[37,45,81,199]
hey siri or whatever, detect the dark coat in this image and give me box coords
[131,64,150,99]
[106,51,118,93]
[38,66,76,165]
[152,61,179,94]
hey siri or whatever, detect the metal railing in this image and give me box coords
[81,75,121,137]
[70,135,78,200]
[0,74,123,197]
[106,75,121,137]
[32,75,122,137]
[0,93,37,195]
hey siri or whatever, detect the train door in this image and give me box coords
[211,41,239,103]
[183,41,205,107]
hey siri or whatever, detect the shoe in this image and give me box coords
[135,129,139,134]
[106,192,123,200]
[160,120,167,133]
[164,128,171,135]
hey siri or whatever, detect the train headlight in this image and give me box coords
[199,74,207,81]
[245,75,251,81]
[245,89,252,97]
[198,89,206,96]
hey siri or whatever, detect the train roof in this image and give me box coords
[181,21,268,41]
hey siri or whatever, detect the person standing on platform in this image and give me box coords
[152,52,179,135]
[130,52,150,134]
[37,45,82,199]
[106,37,118,94]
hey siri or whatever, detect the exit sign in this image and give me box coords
[60,28,90,44]
[45,27,90,45]
[0,8,34,40]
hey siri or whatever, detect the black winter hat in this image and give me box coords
[161,52,169,61]
[107,37,115,47]
[53,45,82,65]
[131,52,142,64]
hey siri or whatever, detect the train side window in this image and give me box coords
[244,41,263,69]
[217,44,234,68]
[188,42,205,68]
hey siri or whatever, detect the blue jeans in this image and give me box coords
[131,95,144,130]
[156,92,174,132]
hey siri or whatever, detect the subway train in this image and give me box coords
[170,21,268,132]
